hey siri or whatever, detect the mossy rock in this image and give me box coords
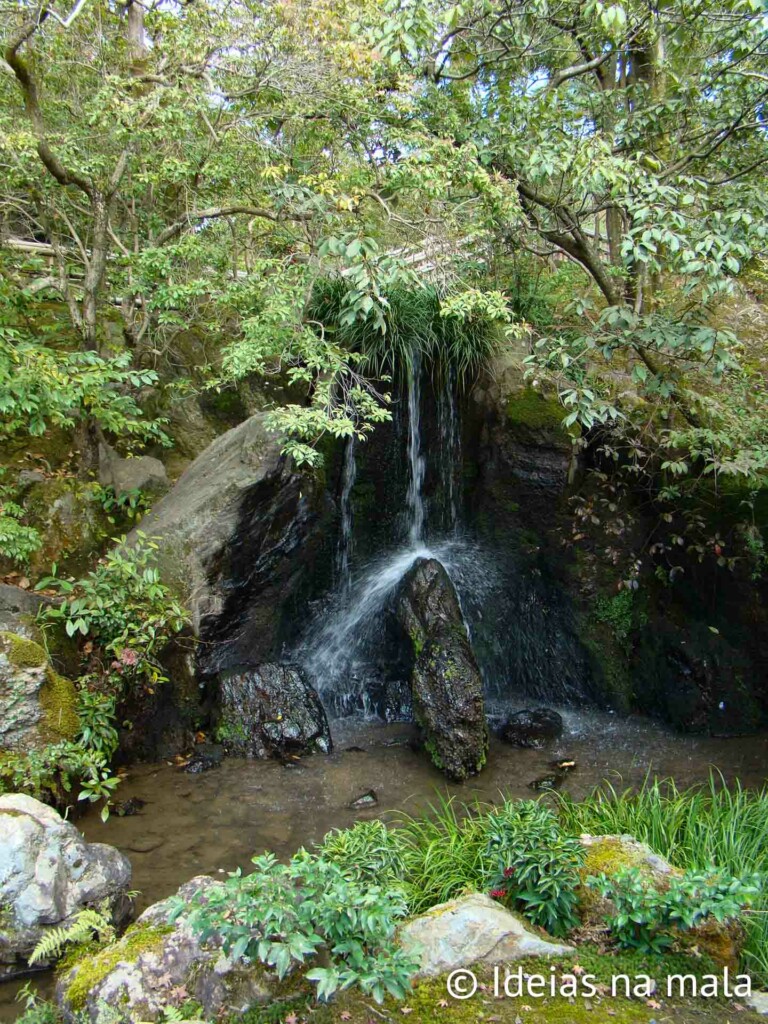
[505,387,570,444]
[24,477,113,577]
[0,630,78,750]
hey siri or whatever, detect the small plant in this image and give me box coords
[96,485,151,525]
[174,849,418,1003]
[29,904,115,965]
[483,801,585,937]
[318,819,405,886]
[587,865,760,954]
[15,984,62,1024]
[77,687,120,760]
[37,535,189,692]
[0,469,41,565]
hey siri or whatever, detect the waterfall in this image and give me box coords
[439,368,460,533]
[297,352,493,717]
[405,349,426,545]
[337,435,356,593]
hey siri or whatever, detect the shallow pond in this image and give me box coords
[3,706,768,1019]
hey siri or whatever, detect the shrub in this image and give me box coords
[175,849,418,1004]
[587,865,760,954]
[37,534,188,692]
[483,801,585,936]
[318,819,405,886]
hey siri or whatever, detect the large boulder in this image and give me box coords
[218,664,331,758]
[396,558,487,780]
[499,707,564,749]
[399,893,573,977]
[0,794,132,978]
[0,630,78,753]
[126,413,334,674]
[57,876,293,1023]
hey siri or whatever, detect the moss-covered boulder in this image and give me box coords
[0,630,78,752]
[577,834,742,968]
[56,876,297,1023]
[24,478,112,577]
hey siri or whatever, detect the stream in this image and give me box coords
[3,708,768,1017]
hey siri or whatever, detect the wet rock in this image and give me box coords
[0,794,132,978]
[218,664,331,759]
[0,583,49,636]
[56,876,296,1022]
[528,773,562,791]
[499,707,563,749]
[183,742,224,773]
[343,745,366,753]
[98,441,168,497]
[113,797,145,817]
[126,413,333,669]
[349,789,378,809]
[399,893,573,978]
[396,558,488,781]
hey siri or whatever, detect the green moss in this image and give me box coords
[60,924,173,1011]
[506,387,565,433]
[1,632,47,669]
[38,668,79,741]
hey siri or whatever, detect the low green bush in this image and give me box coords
[175,849,418,1003]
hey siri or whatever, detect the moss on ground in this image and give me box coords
[236,951,762,1024]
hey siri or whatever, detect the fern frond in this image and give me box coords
[29,907,115,964]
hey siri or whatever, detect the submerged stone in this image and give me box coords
[218,664,331,759]
[348,789,378,809]
[396,558,488,781]
[499,707,563,749]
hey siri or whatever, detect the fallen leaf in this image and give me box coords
[340,1014,351,1021]
[401,1008,413,1016]
[571,964,586,975]
[284,1014,299,1024]
[646,999,662,1009]
[438,1000,449,1008]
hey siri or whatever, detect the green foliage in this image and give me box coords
[307,279,504,383]
[95,486,150,527]
[558,775,768,981]
[318,819,406,886]
[593,590,647,649]
[0,274,169,447]
[174,849,417,1004]
[483,801,585,937]
[587,866,759,954]
[76,688,120,760]
[15,984,63,1024]
[0,740,112,812]
[38,534,188,691]
[29,905,115,966]
[0,469,41,565]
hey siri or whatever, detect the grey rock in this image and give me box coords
[16,469,46,489]
[99,442,168,496]
[57,876,294,1023]
[399,893,573,977]
[218,664,331,759]
[396,558,487,781]
[500,707,563,749]
[0,794,132,977]
[747,992,768,1015]
[125,414,331,669]
[0,584,49,637]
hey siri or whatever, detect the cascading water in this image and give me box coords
[297,351,497,717]
[337,435,356,594]
[405,349,426,545]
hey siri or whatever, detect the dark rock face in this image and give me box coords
[396,558,487,781]
[218,664,331,759]
[499,708,563,749]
